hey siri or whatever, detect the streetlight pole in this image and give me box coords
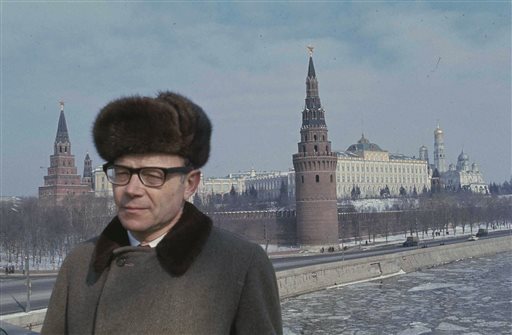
[25,256,31,313]
[12,198,31,313]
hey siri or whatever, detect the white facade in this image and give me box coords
[336,135,430,199]
[198,174,247,198]
[196,169,295,203]
[434,123,447,173]
[442,151,488,193]
[92,166,113,197]
[245,170,295,201]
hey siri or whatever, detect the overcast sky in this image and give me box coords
[1,1,510,197]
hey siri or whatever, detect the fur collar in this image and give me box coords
[92,202,212,276]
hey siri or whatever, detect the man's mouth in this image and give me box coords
[121,206,148,212]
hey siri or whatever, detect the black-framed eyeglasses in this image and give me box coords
[103,163,194,187]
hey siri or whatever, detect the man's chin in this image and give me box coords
[118,213,150,232]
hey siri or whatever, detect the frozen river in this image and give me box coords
[281,251,512,335]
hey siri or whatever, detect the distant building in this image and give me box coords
[419,145,429,164]
[431,168,442,194]
[434,123,447,174]
[196,169,295,204]
[93,165,113,197]
[336,134,430,198]
[244,170,295,202]
[82,153,93,189]
[442,150,488,193]
[198,173,247,200]
[39,102,92,203]
[429,124,488,194]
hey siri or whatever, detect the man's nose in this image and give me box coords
[124,172,145,194]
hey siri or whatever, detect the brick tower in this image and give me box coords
[82,152,93,189]
[39,102,92,204]
[292,48,339,248]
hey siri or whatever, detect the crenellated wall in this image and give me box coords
[209,210,297,245]
[208,209,412,247]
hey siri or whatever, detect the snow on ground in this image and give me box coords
[2,223,509,272]
[264,222,511,255]
[346,197,418,212]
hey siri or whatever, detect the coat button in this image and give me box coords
[116,257,126,267]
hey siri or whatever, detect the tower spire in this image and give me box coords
[55,101,70,144]
[307,46,316,78]
[303,48,325,128]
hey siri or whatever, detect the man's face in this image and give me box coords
[112,153,199,243]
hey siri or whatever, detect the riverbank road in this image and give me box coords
[0,276,56,315]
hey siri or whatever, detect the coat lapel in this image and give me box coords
[92,202,212,276]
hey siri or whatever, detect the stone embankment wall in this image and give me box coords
[277,235,512,299]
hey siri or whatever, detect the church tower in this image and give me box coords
[39,102,92,204]
[419,145,429,164]
[82,152,93,189]
[433,123,447,174]
[292,48,338,248]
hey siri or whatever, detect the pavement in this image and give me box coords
[0,320,39,335]
[0,272,57,280]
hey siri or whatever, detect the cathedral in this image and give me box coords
[39,102,93,204]
[432,124,488,193]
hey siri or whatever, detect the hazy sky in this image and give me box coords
[1,1,510,197]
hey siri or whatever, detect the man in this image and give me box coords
[42,91,282,334]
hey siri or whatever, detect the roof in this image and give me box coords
[55,110,70,143]
[346,134,384,153]
[307,56,316,78]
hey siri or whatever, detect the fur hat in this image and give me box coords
[93,91,211,168]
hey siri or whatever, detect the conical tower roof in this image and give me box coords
[307,56,316,78]
[55,102,70,143]
[303,48,325,128]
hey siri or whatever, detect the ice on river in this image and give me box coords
[282,252,512,335]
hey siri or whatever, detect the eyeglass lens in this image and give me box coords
[106,166,166,186]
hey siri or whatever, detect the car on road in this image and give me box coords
[402,236,419,247]
[468,235,479,241]
[476,228,488,237]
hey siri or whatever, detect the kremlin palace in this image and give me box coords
[335,134,430,198]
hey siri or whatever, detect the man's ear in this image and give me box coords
[184,170,201,199]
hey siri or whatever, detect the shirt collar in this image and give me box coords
[127,230,166,248]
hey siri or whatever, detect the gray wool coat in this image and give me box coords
[41,202,282,335]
